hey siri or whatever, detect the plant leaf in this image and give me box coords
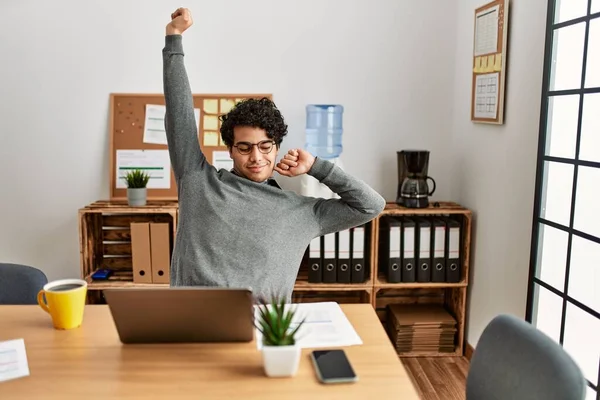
[255,296,305,346]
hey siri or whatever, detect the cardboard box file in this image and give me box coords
[150,222,170,283]
[130,222,153,283]
[130,222,171,284]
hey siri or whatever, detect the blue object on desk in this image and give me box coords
[91,269,113,280]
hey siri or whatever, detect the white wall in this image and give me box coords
[0,1,456,281]
[451,0,549,345]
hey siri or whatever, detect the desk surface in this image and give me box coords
[0,304,419,399]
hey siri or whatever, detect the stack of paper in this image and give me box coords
[0,339,30,382]
[254,302,362,350]
[386,304,457,354]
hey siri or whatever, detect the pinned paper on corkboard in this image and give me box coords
[471,0,509,125]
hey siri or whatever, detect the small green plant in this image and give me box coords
[122,169,150,188]
[255,297,305,346]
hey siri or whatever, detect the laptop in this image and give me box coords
[103,287,255,344]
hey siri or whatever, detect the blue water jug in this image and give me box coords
[305,104,343,159]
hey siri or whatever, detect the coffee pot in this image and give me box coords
[396,150,436,208]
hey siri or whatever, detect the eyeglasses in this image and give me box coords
[232,140,276,155]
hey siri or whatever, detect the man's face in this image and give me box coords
[229,126,278,182]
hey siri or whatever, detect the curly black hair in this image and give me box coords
[219,97,288,148]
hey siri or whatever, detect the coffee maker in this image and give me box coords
[396,150,436,208]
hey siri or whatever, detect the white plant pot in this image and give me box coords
[261,344,301,377]
[127,188,147,206]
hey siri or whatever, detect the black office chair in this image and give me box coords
[466,314,587,400]
[0,263,48,304]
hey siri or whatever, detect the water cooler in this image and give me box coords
[300,104,344,199]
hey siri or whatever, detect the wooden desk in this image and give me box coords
[0,304,419,399]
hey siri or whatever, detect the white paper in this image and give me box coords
[255,302,363,350]
[143,104,200,145]
[0,339,29,382]
[474,72,499,119]
[474,5,499,56]
[213,150,233,171]
[116,149,171,189]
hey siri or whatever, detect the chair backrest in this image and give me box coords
[0,263,48,305]
[466,314,586,400]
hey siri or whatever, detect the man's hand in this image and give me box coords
[274,149,316,177]
[166,8,193,35]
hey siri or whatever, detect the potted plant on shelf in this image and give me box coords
[255,297,305,378]
[122,169,150,206]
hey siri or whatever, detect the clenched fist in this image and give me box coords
[274,149,316,177]
[166,8,193,35]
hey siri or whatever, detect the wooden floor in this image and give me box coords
[401,357,470,400]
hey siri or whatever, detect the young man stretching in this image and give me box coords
[163,8,385,302]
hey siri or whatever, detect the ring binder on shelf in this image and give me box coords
[322,232,337,283]
[387,218,402,283]
[431,219,447,282]
[443,217,462,283]
[337,229,351,283]
[308,236,322,283]
[351,226,366,283]
[401,217,416,282]
[415,218,432,283]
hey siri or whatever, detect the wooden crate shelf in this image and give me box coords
[374,287,466,357]
[83,270,169,290]
[373,279,468,289]
[380,201,470,215]
[374,205,471,286]
[79,200,178,301]
[370,202,472,357]
[294,224,375,290]
[292,289,372,304]
[293,279,372,292]
[373,288,446,323]
[78,200,472,358]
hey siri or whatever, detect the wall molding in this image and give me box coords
[465,342,475,361]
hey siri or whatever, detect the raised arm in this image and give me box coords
[162,8,205,180]
[275,149,386,234]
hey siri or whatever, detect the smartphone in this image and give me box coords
[310,349,358,384]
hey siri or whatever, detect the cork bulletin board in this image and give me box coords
[471,0,509,124]
[109,93,272,200]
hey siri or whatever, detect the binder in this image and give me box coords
[308,236,322,283]
[149,223,170,283]
[415,217,432,283]
[350,226,366,283]
[445,217,462,283]
[130,222,152,284]
[337,229,351,283]
[387,218,402,283]
[431,219,446,282]
[401,217,416,282]
[322,232,337,283]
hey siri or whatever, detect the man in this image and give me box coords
[163,8,385,302]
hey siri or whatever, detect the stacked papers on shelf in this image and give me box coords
[386,304,457,354]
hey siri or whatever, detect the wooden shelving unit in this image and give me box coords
[78,200,177,303]
[372,202,472,357]
[78,200,471,357]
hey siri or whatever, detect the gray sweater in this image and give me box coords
[162,35,385,302]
